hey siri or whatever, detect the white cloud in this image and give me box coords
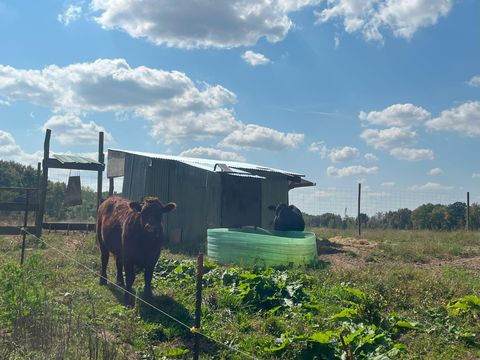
[467,75,480,87]
[42,114,113,145]
[472,173,480,179]
[0,130,42,165]
[328,146,359,162]
[308,141,328,157]
[334,33,341,48]
[315,0,454,43]
[219,124,304,151]
[429,167,443,176]
[360,127,416,150]
[408,182,453,191]
[426,101,480,137]
[179,147,245,162]
[0,58,242,143]
[309,142,359,162]
[381,181,395,187]
[364,153,378,162]
[327,165,378,177]
[389,147,433,161]
[90,0,312,49]
[359,103,430,127]
[58,4,82,26]
[242,51,271,66]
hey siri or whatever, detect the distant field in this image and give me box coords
[0,229,479,359]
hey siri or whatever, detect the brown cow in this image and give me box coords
[96,196,176,305]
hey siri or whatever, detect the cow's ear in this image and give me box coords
[267,205,276,211]
[163,202,176,213]
[129,201,142,212]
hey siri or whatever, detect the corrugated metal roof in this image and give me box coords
[53,154,101,165]
[109,149,305,177]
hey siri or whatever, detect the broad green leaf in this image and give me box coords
[395,320,416,329]
[331,308,358,320]
[310,330,334,344]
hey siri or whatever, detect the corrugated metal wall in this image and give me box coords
[122,154,149,201]
[145,159,222,251]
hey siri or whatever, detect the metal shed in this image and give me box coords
[106,149,315,251]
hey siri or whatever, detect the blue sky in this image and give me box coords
[0,0,479,211]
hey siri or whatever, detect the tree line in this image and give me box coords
[304,201,480,231]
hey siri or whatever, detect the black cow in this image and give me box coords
[268,203,305,231]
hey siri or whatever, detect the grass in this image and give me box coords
[0,229,479,358]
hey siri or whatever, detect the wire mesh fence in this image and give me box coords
[290,185,477,231]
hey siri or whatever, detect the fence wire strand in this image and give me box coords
[18,227,259,360]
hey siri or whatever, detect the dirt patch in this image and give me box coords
[414,255,480,273]
[317,236,377,271]
[318,235,480,274]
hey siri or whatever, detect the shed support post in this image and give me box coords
[108,178,114,197]
[36,129,50,238]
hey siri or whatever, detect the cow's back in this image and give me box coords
[274,205,305,231]
[97,196,132,256]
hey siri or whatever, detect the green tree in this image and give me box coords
[446,202,466,230]
[412,203,435,230]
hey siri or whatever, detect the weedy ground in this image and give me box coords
[0,229,479,359]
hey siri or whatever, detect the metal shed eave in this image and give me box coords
[108,148,306,178]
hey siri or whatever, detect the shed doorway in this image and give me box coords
[221,175,262,228]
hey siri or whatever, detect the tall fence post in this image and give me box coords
[357,183,362,237]
[466,192,470,232]
[97,132,104,211]
[193,253,204,360]
[36,129,51,238]
[20,189,30,265]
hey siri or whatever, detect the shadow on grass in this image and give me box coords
[316,238,348,255]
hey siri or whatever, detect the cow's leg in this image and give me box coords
[124,262,135,306]
[144,264,154,301]
[99,245,109,285]
[115,256,124,287]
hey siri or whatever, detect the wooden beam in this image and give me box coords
[0,226,36,236]
[0,203,38,212]
[42,222,96,231]
[45,158,105,171]
[0,187,38,191]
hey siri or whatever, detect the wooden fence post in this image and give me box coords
[193,253,204,360]
[20,189,30,265]
[36,129,51,238]
[97,132,104,211]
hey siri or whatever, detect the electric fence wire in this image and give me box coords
[18,227,259,360]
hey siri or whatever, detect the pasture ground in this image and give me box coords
[0,229,479,359]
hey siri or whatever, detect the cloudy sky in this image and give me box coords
[0,0,479,206]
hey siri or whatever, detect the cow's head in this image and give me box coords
[130,197,176,235]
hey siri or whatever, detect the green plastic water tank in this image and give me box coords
[207,228,317,267]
